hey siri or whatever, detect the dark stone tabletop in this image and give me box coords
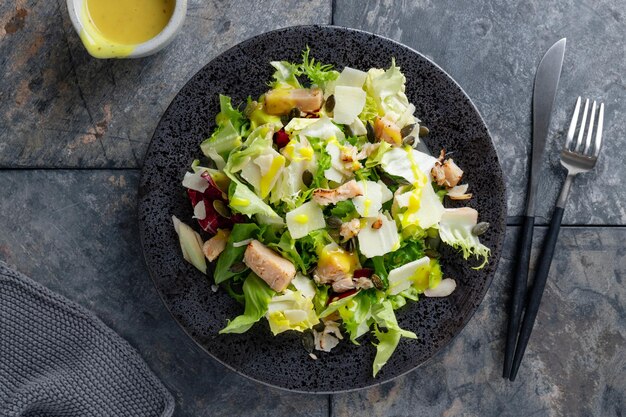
[0,1,623,416]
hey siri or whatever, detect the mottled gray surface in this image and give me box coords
[0,0,331,168]
[334,0,626,225]
[332,226,625,417]
[0,170,329,417]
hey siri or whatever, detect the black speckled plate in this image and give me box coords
[138,25,506,393]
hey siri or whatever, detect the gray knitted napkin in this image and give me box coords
[0,262,175,417]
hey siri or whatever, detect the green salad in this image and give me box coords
[173,49,490,376]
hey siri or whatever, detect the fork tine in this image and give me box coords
[564,97,581,151]
[594,103,604,157]
[574,99,590,152]
[584,101,597,154]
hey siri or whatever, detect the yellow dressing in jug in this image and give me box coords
[80,0,175,58]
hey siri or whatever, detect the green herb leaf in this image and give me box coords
[214,223,260,284]
[300,46,339,88]
[219,273,275,334]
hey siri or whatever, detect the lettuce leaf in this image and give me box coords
[300,47,339,88]
[364,60,411,121]
[266,289,318,335]
[201,95,247,158]
[269,61,302,89]
[438,207,490,269]
[214,223,260,284]
[330,200,359,222]
[215,94,247,133]
[338,292,373,342]
[220,273,275,334]
[269,231,307,273]
[228,178,280,218]
[371,300,417,376]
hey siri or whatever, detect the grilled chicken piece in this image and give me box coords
[339,218,361,240]
[202,229,230,262]
[331,277,356,293]
[312,180,363,206]
[355,277,374,290]
[442,158,463,187]
[432,150,464,188]
[264,88,323,115]
[374,116,402,145]
[243,239,296,292]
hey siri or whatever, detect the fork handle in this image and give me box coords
[502,214,534,378]
[509,205,565,381]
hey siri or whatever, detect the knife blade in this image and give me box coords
[503,38,566,379]
[527,38,567,215]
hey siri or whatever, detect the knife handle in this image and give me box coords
[509,206,564,380]
[502,214,534,378]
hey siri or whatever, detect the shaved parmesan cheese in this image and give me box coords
[324,166,345,183]
[387,256,430,295]
[286,201,326,239]
[240,162,261,191]
[396,182,445,229]
[377,180,393,203]
[300,117,345,142]
[182,171,209,193]
[324,141,352,182]
[424,278,457,297]
[292,273,316,299]
[381,147,439,183]
[336,67,368,88]
[353,181,383,218]
[357,212,400,258]
[193,201,206,220]
[333,86,367,125]
[349,117,368,136]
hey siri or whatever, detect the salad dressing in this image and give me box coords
[294,214,309,224]
[259,155,285,198]
[230,197,250,207]
[318,245,359,276]
[80,0,174,58]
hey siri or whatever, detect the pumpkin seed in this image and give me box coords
[213,200,231,218]
[325,95,335,112]
[289,107,301,120]
[326,216,343,229]
[229,262,248,274]
[419,125,430,137]
[343,238,356,252]
[426,235,441,249]
[302,170,313,187]
[371,274,384,290]
[313,321,325,332]
[302,330,315,353]
[400,123,416,138]
[424,249,440,259]
[472,222,490,236]
[366,121,376,143]
[402,135,416,147]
